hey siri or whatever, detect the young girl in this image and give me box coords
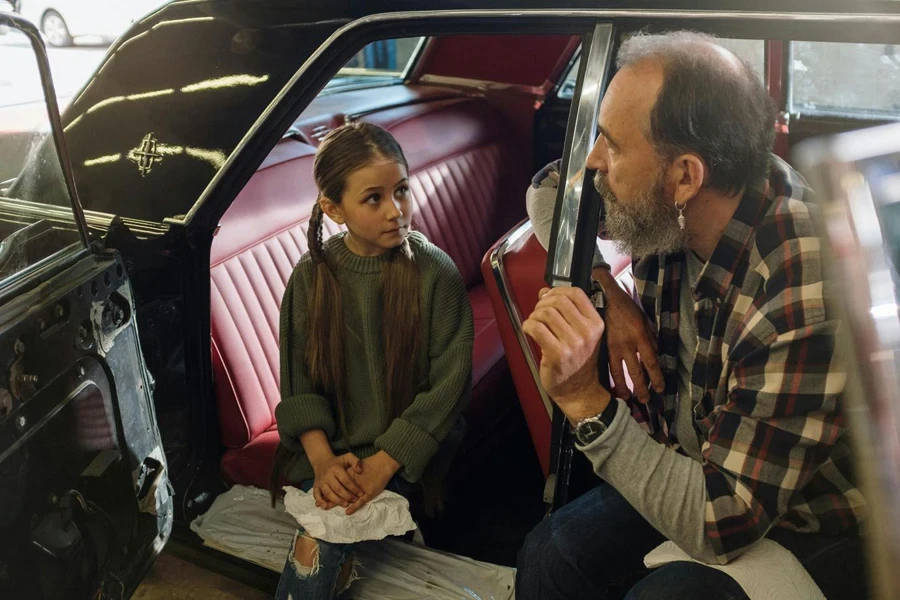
[271,122,474,599]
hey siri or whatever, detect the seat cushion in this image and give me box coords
[220,428,280,491]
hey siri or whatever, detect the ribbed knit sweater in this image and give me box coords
[275,231,473,483]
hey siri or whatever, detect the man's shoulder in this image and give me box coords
[750,156,823,279]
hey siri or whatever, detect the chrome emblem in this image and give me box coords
[129,133,163,176]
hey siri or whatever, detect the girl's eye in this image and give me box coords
[365,194,380,204]
[395,186,409,197]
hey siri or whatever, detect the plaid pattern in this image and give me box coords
[626,156,865,561]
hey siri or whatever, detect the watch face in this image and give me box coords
[576,419,606,445]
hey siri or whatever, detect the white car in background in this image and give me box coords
[17,0,165,46]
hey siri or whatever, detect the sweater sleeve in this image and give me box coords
[525,159,608,270]
[375,252,474,482]
[274,262,337,452]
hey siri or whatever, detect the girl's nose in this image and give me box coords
[387,199,403,220]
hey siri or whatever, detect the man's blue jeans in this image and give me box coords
[516,483,868,600]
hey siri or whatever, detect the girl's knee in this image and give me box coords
[289,532,321,578]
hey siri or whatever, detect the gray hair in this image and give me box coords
[614,31,775,195]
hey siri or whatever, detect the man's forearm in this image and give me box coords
[592,265,620,296]
[580,399,722,564]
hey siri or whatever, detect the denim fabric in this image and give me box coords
[274,477,412,600]
[516,483,868,600]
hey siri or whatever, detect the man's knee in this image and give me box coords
[625,561,746,600]
[517,517,551,572]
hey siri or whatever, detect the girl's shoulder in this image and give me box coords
[408,231,464,286]
[287,251,316,291]
[408,231,454,269]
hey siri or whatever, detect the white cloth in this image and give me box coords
[644,540,825,600]
[190,484,515,600]
[282,486,417,544]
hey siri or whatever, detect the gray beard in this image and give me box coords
[594,171,688,258]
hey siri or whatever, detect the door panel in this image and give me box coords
[0,13,171,599]
[0,250,173,599]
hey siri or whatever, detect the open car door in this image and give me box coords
[543,22,614,509]
[0,13,172,600]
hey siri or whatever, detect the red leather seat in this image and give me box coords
[481,220,631,477]
[210,95,526,488]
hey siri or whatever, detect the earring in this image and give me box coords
[675,200,686,230]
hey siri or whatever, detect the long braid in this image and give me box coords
[306,202,350,443]
[271,201,348,507]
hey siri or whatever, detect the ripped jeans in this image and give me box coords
[274,477,413,600]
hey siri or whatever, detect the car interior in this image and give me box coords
[3,5,900,597]
[176,28,900,581]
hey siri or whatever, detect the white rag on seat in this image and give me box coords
[644,539,825,600]
[190,485,515,600]
[282,486,417,544]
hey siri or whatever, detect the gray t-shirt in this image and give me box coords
[675,251,705,461]
[528,176,721,562]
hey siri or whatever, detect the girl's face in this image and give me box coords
[322,158,412,257]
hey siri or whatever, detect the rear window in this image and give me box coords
[325,38,425,90]
[557,37,764,101]
[789,42,900,120]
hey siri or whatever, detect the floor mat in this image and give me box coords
[190,485,515,600]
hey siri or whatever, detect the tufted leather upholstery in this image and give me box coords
[210,95,526,488]
[481,223,631,478]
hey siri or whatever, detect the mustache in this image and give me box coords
[593,171,616,204]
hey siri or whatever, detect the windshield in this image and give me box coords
[0,14,84,283]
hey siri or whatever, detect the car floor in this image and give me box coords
[132,552,270,600]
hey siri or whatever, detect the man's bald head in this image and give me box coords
[615,32,775,195]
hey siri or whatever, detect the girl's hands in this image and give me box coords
[345,451,400,515]
[311,452,364,510]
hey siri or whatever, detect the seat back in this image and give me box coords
[482,221,553,475]
[211,96,527,451]
[482,220,631,477]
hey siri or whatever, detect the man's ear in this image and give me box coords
[668,154,706,208]
[319,196,345,225]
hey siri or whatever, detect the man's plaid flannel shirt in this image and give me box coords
[625,155,866,561]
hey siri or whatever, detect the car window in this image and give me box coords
[789,42,900,120]
[0,17,85,286]
[325,37,425,91]
[557,37,764,101]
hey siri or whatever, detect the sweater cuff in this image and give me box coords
[576,397,630,472]
[275,395,336,449]
[374,418,440,483]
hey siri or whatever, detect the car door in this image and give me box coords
[0,13,172,600]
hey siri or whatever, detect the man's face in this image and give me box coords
[586,61,688,257]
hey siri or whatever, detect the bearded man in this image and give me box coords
[517,31,867,600]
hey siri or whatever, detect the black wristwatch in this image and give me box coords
[573,398,619,446]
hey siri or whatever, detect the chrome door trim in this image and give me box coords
[402,35,430,81]
[1,11,90,248]
[549,22,612,285]
[178,7,900,227]
[489,219,554,418]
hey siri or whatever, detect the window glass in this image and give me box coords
[0,23,85,286]
[790,42,900,119]
[326,38,424,90]
[558,37,764,101]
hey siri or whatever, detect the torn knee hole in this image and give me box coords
[289,533,321,577]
